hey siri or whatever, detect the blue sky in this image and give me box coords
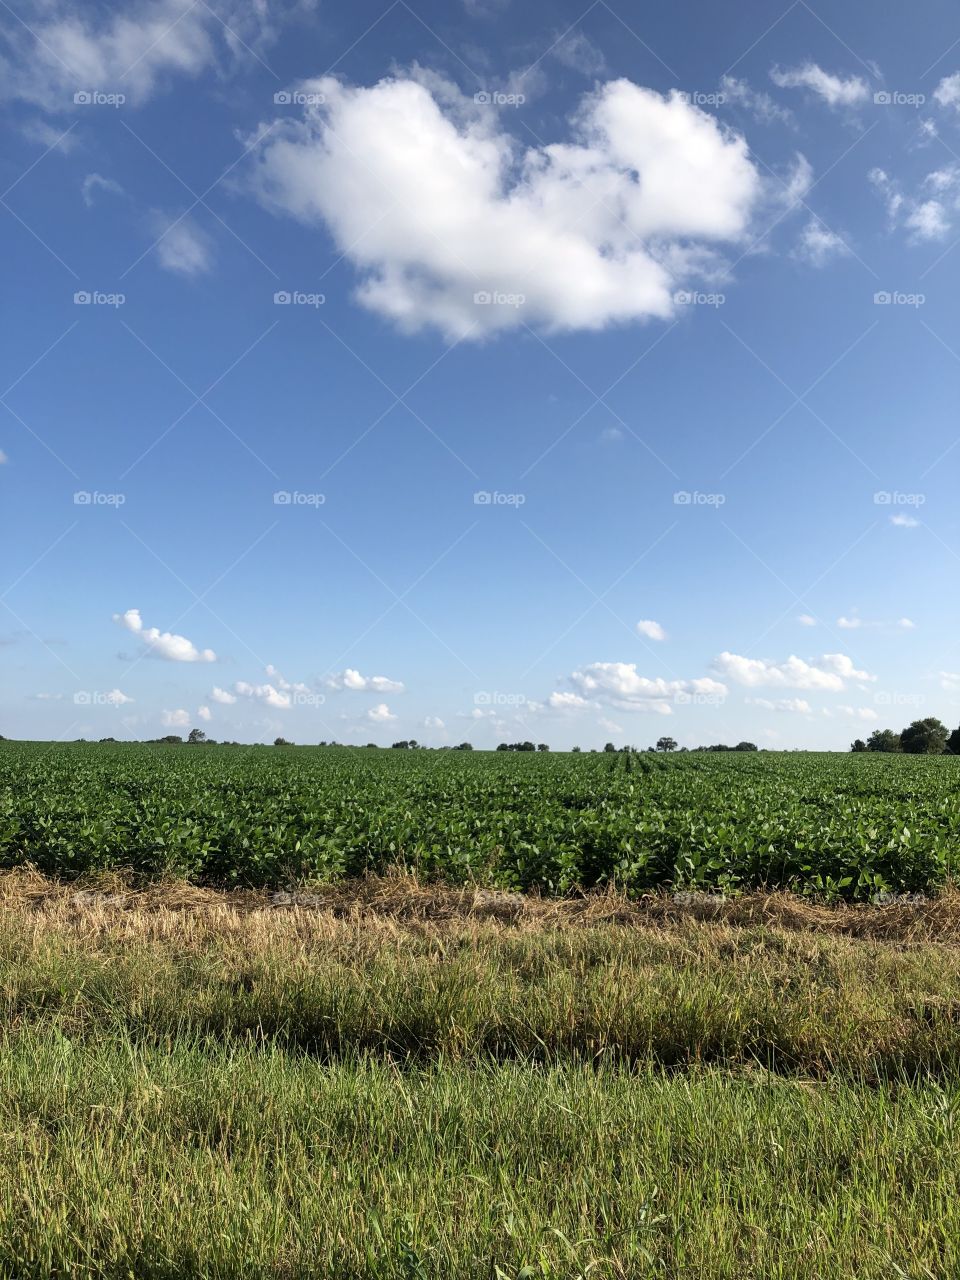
[1,0,959,748]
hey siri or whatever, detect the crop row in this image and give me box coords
[1,742,959,897]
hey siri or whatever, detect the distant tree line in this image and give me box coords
[850,718,960,755]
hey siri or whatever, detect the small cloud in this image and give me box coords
[890,512,919,527]
[898,617,916,629]
[367,702,396,723]
[31,692,63,701]
[720,75,794,126]
[151,214,213,277]
[113,608,216,662]
[746,696,812,713]
[161,709,190,728]
[597,716,623,733]
[636,619,667,642]
[940,671,960,692]
[326,668,405,693]
[210,687,237,704]
[198,705,212,721]
[769,63,870,109]
[934,73,960,111]
[81,172,124,207]
[551,30,606,77]
[797,614,816,626]
[0,449,7,464]
[792,218,850,266]
[424,715,445,729]
[600,426,624,443]
[837,615,862,629]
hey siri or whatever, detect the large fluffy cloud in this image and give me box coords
[566,662,727,715]
[247,75,766,338]
[713,652,874,691]
[113,608,215,663]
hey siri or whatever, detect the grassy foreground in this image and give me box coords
[0,871,959,1277]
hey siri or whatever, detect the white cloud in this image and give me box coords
[898,617,916,629]
[104,688,134,706]
[548,691,590,710]
[325,668,405,693]
[597,716,623,733]
[424,715,445,729]
[769,63,869,109]
[837,616,861,629]
[113,608,216,662]
[210,686,237,704]
[792,218,849,266]
[934,73,960,111]
[870,165,960,242]
[746,696,811,713]
[720,75,794,125]
[20,118,81,151]
[891,512,919,527]
[197,705,211,721]
[81,173,124,207]
[0,449,7,464]
[234,681,291,710]
[31,692,63,701]
[151,214,213,276]
[161,709,190,728]
[837,705,879,721]
[568,662,727,714]
[367,702,397,723]
[797,614,817,626]
[551,30,607,77]
[713,651,874,691]
[940,672,960,692]
[636,619,666,641]
[0,0,285,110]
[263,665,311,696]
[247,75,765,339]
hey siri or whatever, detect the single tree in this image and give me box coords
[850,738,867,752]
[900,717,949,755]
[655,736,678,752]
[734,741,758,752]
[188,728,207,745]
[603,742,616,753]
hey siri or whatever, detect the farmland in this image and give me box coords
[1,740,959,897]
[3,743,960,1276]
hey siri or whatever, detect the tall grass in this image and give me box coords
[0,875,958,1276]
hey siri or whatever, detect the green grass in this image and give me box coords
[1,877,959,1275]
[1,1031,959,1278]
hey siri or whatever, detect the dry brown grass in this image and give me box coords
[2,866,959,945]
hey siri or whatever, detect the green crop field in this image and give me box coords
[2,740,959,897]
